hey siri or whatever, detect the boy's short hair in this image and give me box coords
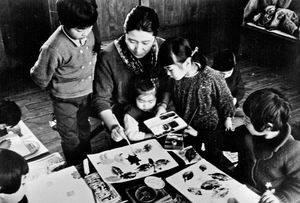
[56,0,98,29]
[212,49,236,72]
[0,149,29,194]
[243,88,291,131]
[134,77,157,97]
[0,100,21,127]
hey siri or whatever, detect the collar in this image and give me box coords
[250,124,291,160]
[61,26,86,47]
[114,35,159,75]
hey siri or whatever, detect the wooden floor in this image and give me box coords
[1,55,300,158]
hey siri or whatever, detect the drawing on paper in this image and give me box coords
[88,139,178,183]
[166,159,260,203]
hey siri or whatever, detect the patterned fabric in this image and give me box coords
[114,35,159,75]
[172,65,234,131]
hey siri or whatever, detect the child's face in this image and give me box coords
[164,55,190,80]
[136,93,157,112]
[244,116,279,139]
[67,26,93,40]
[125,30,155,59]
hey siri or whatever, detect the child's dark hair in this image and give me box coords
[212,49,236,72]
[0,149,29,194]
[124,6,159,36]
[134,77,157,98]
[243,88,291,131]
[0,100,21,127]
[158,37,207,68]
[56,0,98,29]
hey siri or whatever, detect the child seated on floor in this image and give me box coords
[0,100,22,148]
[212,49,245,110]
[222,88,300,203]
[123,78,158,141]
[0,148,29,203]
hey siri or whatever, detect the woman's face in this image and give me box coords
[125,30,155,58]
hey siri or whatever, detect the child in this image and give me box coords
[0,100,22,137]
[123,78,157,141]
[0,148,29,203]
[158,37,235,163]
[222,88,300,203]
[30,0,98,165]
[212,49,245,109]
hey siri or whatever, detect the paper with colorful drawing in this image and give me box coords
[88,139,178,183]
[166,159,260,203]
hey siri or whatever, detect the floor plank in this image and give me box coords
[1,55,300,158]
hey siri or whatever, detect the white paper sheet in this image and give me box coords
[18,120,49,160]
[166,159,260,203]
[27,166,94,203]
[88,139,178,183]
[0,133,30,156]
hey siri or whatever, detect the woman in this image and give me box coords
[93,6,167,142]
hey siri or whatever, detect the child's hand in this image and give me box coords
[233,97,237,106]
[0,139,12,149]
[183,126,198,137]
[224,117,233,131]
[259,190,280,203]
[155,105,167,116]
[124,114,140,141]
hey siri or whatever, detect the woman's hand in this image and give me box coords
[224,117,233,131]
[111,125,126,142]
[183,126,198,137]
[259,190,280,203]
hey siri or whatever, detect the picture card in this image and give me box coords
[144,111,188,136]
[166,159,260,203]
[164,133,184,150]
[88,139,178,183]
[172,146,202,165]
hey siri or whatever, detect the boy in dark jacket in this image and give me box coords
[222,88,300,203]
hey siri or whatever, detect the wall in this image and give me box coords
[0,0,51,79]
[0,0,245,77]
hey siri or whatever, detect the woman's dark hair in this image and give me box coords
[212,49,236,72]
[0,100,21,127]
[0,149,29,194]
[56,0,98,29]
[243,88,291,131]
[123,6,159,36]
[158,37,207,68]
